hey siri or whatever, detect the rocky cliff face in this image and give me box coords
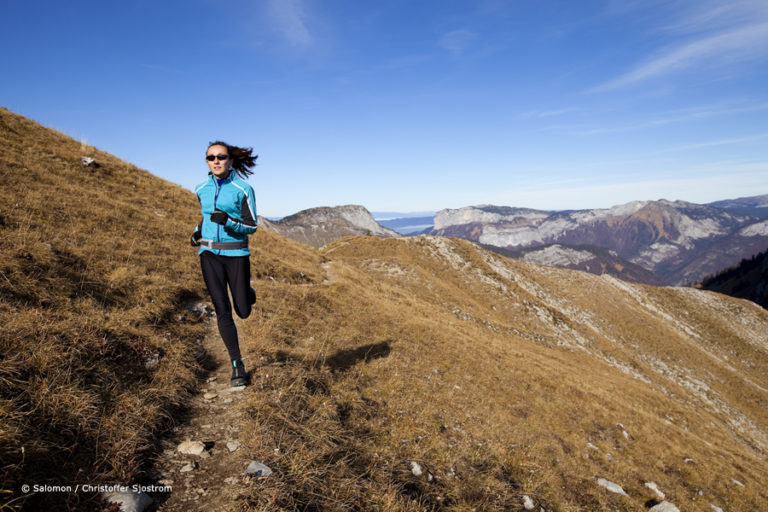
[259,204,399,248]
[432,200,768,285]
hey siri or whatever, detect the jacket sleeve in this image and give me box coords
[225,187,257,235]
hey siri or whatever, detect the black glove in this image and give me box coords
[190,231,202,247]
[210,209,229,225]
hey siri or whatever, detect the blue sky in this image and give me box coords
[2,0,767,217]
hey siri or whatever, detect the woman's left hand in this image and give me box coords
[210,209,229,225]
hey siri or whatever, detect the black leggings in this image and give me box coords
[200,251,252,361]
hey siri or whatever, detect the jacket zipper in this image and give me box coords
[214,176,221,255]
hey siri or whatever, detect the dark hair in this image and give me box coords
[207,140,258,179]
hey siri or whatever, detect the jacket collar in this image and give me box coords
[208,170,234,184]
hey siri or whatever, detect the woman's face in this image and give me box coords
[206,144,231,178]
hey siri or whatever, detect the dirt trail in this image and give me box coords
[146,261,340,511]
[149,324,261,512]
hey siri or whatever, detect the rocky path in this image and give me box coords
[142,323,270,512]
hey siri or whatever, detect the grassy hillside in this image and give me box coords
[228,237,768,510]
[2,107,767,511]
[0,107,211,509]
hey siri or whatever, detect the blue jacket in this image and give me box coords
[194,172,257,257]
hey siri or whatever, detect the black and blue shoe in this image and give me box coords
[230,359,248,387]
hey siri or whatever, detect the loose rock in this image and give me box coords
[410,461,423,477]
[227,441,241,452]
[102,491,153,512]
[244,461,273,477]
[645,481,665,499]
[522,495,535,510]
[177,440,207,456]
[596,478,627,496]
[649,502,680,512]
[179,461,198,473]
[203,392,218,400]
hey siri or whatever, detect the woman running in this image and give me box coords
[191,141,258,386]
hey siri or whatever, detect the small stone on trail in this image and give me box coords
[596,478,627,496]
[227,441,241,452]
[649,501,680,512]
[410,461,423,477]
[710,505,724,512]
[102,491,153,512]
[207,376,217,383]
[224,477,239,485]
[177,440,208,456]
[180,461,198,473]
[522,495,535,510]
[731,478,745,487]
[203,392,218,400]
[244,461,273,477]
[225,385,246,394]
[645,481,665,499]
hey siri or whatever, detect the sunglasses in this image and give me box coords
[206,154,229,161]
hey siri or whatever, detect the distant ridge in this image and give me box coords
[259,204,399,247]
[429,199,768,285]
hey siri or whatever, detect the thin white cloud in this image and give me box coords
[590,0,768,92]
[578,102,768,135]
[592,22,768,92]
[266,0,312,47]
[653,133,768,154]
[521,107,582,119]
[439,29,477,54]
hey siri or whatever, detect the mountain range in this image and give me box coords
[265,197,768,288]
[426,199,768,286]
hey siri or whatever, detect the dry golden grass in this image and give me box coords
[2,107,767,511]
[232,235,768,511]
[0,107,208,510]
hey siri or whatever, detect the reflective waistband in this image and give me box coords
[200,239,248,250]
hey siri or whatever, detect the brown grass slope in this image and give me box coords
[0,107,212,510]
[3,107,768,511]
[231,236,768,511]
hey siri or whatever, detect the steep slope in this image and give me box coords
[259,204,398,247]
[0,107,209,510]
[431,201,768,285]
[224,234,768,511]
[701,248,768,309]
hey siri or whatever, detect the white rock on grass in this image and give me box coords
[522,495,535,510]
[710,505,724,512]
[179,462,197,473]
[596,478,627,496]
[243,461,273,477]
[226,441,241,452]
[101,491,153,512]
[649,502,680,512]
[410,461,423,477]
[177,441,208,457]
[645,482,665,499]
